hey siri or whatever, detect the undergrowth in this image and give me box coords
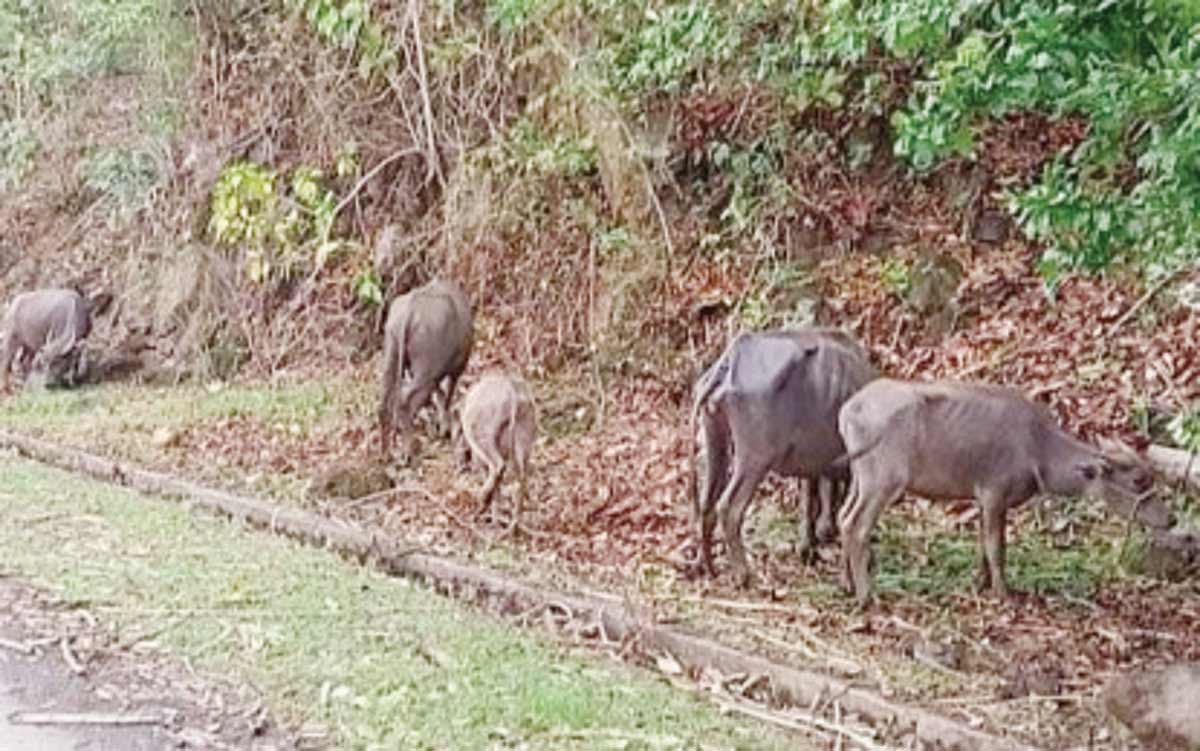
[873,500,1148,601]
[7,0,1199,382]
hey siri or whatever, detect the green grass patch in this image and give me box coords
[0,379,368,448]
[0,454,793,751]
[873,506,1143,601]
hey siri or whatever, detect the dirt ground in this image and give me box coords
[0,578,312,751]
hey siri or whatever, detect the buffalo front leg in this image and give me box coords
[0,336,16,393]
[975,495,1010,598]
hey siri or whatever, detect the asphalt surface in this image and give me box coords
[0,642,166,751]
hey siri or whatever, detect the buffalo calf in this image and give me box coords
[459,373,536,532]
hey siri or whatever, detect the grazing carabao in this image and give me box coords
[837,379,1175,604]
[1,288,113,392]
[378,279,474,461]
[691,328,876,587]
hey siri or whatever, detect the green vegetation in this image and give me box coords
[1167,406,1200,454]
[0,380,346,428]
[209,161,353,285]
[873,502,1147,600]
[576,0,1200,281]
[0,455,792,751]
[0,0,190,194]
[286,0,396,78]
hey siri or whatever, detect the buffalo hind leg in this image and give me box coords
[395,379,438,464]
[719,460,769,589]
[839,477,903,606]
[695,415,730,578]
[815,476,842,543]
[796,478,818,563]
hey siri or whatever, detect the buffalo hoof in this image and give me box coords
[731,568,757,590]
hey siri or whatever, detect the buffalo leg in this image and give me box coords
[0,336,19,392]
[510,468,524,534]
[815,476,842,543]
[839,475,903,606]
[975,492,1010,598]
[719,460,769,588]
[396,379,437,463]
[437,371,463,439]
[479,464,505,521]
[695,415,730,577]
[796,477,818,562]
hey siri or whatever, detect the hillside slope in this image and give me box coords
[4,3,1200,749]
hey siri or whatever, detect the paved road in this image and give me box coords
[0,644,165,751]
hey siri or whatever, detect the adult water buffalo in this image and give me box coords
[378,278,474,461]
[692,328,877,587]
[837,379,1177,604]
[1,288,113,392]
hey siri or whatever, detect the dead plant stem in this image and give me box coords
[406,0,442,187]
[9,711,163,727]
[332,146,420,220]
[1106,268,1183,337]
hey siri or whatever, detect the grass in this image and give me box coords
[872,500,1145,601]
[0,378,372,498]
[0,452,796,751]
[0,378,355,428]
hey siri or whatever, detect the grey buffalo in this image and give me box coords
[692,328,877,587]
[1,288,113,392]
[378,278,473,460]
[459,372,536,532]
[837,379,1176,604]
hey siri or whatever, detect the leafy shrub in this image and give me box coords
[352,268,384,307]
[506,120,599,178]
[286,0,396,78]
[879,257,912,298]
[605,3,736,94]
[0,120,39,191]
[821,0,1200,280]
[210,161,360,286]
[1168,407,1200,454]
[210,161,279,250]
[82,146,161,214]
[487,0,549,33]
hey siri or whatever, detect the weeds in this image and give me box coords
[873,503,1144,601]
[82,146,162,214]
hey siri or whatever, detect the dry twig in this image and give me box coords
[8,711,164,727]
